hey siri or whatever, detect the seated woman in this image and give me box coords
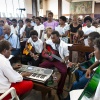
[65,32,100,100]
[0,40,33,100]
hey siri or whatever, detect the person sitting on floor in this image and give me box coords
[64,32,100,100]
[23,30,43,66]
[0,40,33,100]
[39,31,69,100]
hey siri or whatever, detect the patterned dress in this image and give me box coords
[55,24,69,43]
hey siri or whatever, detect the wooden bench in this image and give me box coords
[67,45,94,87]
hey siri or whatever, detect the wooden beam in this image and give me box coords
[32,0,37,16]
[58,0,62,18]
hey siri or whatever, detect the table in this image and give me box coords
[17,65,54,100]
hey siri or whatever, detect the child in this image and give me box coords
[73,30,85,63]
[23,30,43,66]
[24,18,33,38]
[73,30,84,45]
[34,17,44,41]
[44,27,53,41]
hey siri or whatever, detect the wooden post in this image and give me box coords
[58,0,62,18]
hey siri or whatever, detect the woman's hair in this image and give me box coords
[94,38,100,50]
[0,40,11,53]
[18,20,24,23]
[12,19,17,23]
[30,30,38,37]
[48,12,53,16]
[88,32,100,41]
[77,30,84,37]
[25,18,31,23]
[59,16,66,22]
[35,17,41,22]
[92,21,98,26]
[84,16,92,23]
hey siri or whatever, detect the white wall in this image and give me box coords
[42,0,70,18]
[62,0,70,15]
[47,0,58,15]
[24,0,32,14]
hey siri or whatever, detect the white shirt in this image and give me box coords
[55,24,69,43]
[0,54,23,93]
[27,37,43,53]
[46,39,69,59]
[31,21,36,27]
[95,27,100,34]
[10,25,19,34]
[5,33,20,49]
[34,24,44,41]
[82,26,96,46]
[17,26,25,38]
[44,34,51,41]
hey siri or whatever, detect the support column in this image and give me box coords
[58,0,62,18]
[32,0,37,16]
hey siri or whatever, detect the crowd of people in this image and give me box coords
[0,12,100,100]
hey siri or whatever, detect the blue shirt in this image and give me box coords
[0,27,3,36]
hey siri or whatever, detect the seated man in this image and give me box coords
[23,30,43,66]
[64,32,100,100]
[0,40,33,100]
[70,38,100,100]
[3,25,20,56]
[39,31,69,100]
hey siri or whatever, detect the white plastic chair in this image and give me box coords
[0,87,19,100]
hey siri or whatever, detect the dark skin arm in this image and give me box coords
[86,61,100,78]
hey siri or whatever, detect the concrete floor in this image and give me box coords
[23,72,74,100]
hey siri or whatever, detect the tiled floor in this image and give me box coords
[23,72,75,100]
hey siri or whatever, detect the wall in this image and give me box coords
[24,0,32,18]
[42,0,70,19]
[94,3,100,18]
[62,0,70,18]
[47,0,58,18]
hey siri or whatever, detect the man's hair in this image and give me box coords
[48,12,53,17]
[0,20,4,23]
[32,16,35,18]
[84,16,92,23]
[59,16,66,22]
[35,17,41,22]
[25,18,31,23]
[18,20,24,23]
[51,31,60,37]
[88,32,100,41]
[0,40,11,53]
[30,30,38,37]
[12,19,17,23]
[94,38,100,50]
